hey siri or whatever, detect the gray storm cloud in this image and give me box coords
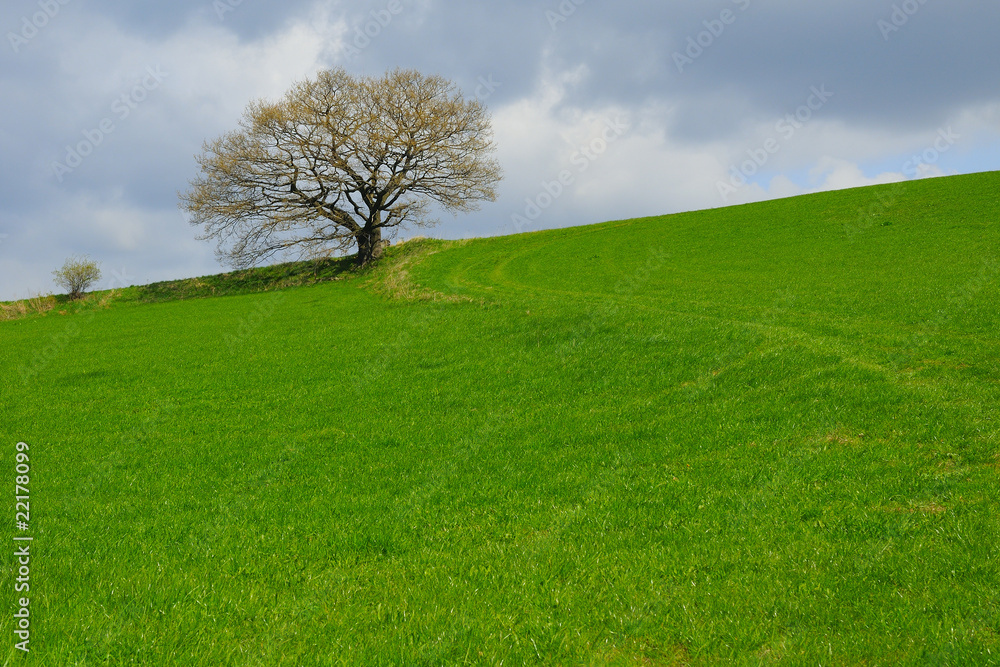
[1,0,997,299]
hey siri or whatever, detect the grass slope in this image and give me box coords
[2,172,999,665]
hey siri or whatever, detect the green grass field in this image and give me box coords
[3,171,999,665]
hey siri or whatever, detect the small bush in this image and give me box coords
[53,255,102,300]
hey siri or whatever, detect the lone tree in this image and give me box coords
[52,255,101,300]
[181,68,502,268]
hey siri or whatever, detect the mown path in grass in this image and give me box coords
[1,172,998,665]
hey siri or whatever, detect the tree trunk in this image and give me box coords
[356,225,384,266]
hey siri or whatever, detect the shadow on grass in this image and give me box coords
[130,256,358,304]
[1,238,455,322]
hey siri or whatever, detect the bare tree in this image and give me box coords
[52,255,101,300]
[181,68,502,268]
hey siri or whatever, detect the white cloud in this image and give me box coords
[808,157,905,191]
[3,1,1000,300]
[1,8,342,299]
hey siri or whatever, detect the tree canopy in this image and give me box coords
[52,255,101,300]
[181,68,502,267]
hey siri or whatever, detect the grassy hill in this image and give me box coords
[2,172,999,665]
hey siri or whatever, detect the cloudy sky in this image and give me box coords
[1,0,998,300]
